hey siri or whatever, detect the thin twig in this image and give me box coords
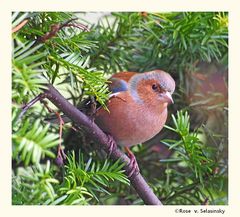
[40,100,66,164]
[12,19,29,33]
[35,18,89,45]
[17,94,44,122]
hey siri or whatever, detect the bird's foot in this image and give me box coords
[125,147,140,178]
[106,134,117,156]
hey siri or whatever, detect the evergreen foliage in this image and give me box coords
[12,12,228,205]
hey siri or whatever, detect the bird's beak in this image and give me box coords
[162,91,174,104]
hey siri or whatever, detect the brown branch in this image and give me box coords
[18,18,90,56]
[42,84,162,205]
[12,19,29,33]
[35,18,89,45]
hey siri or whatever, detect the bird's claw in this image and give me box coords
[106,134,117,156]
[125,148,140,178]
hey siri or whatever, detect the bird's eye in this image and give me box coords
[152,84,158,91]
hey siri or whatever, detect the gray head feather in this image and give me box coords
[129,70,175,103]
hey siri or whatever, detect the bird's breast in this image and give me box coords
[95,92,168,147]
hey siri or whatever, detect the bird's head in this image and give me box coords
[129,70,175,105]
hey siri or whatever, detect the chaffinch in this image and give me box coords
[95,69,175,147]
[95,70,175,176]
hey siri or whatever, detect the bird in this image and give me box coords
[94,69,175,176]
[96,70,175,146]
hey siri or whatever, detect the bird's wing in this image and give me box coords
[109,77,128,94]
[109,71,136,94]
